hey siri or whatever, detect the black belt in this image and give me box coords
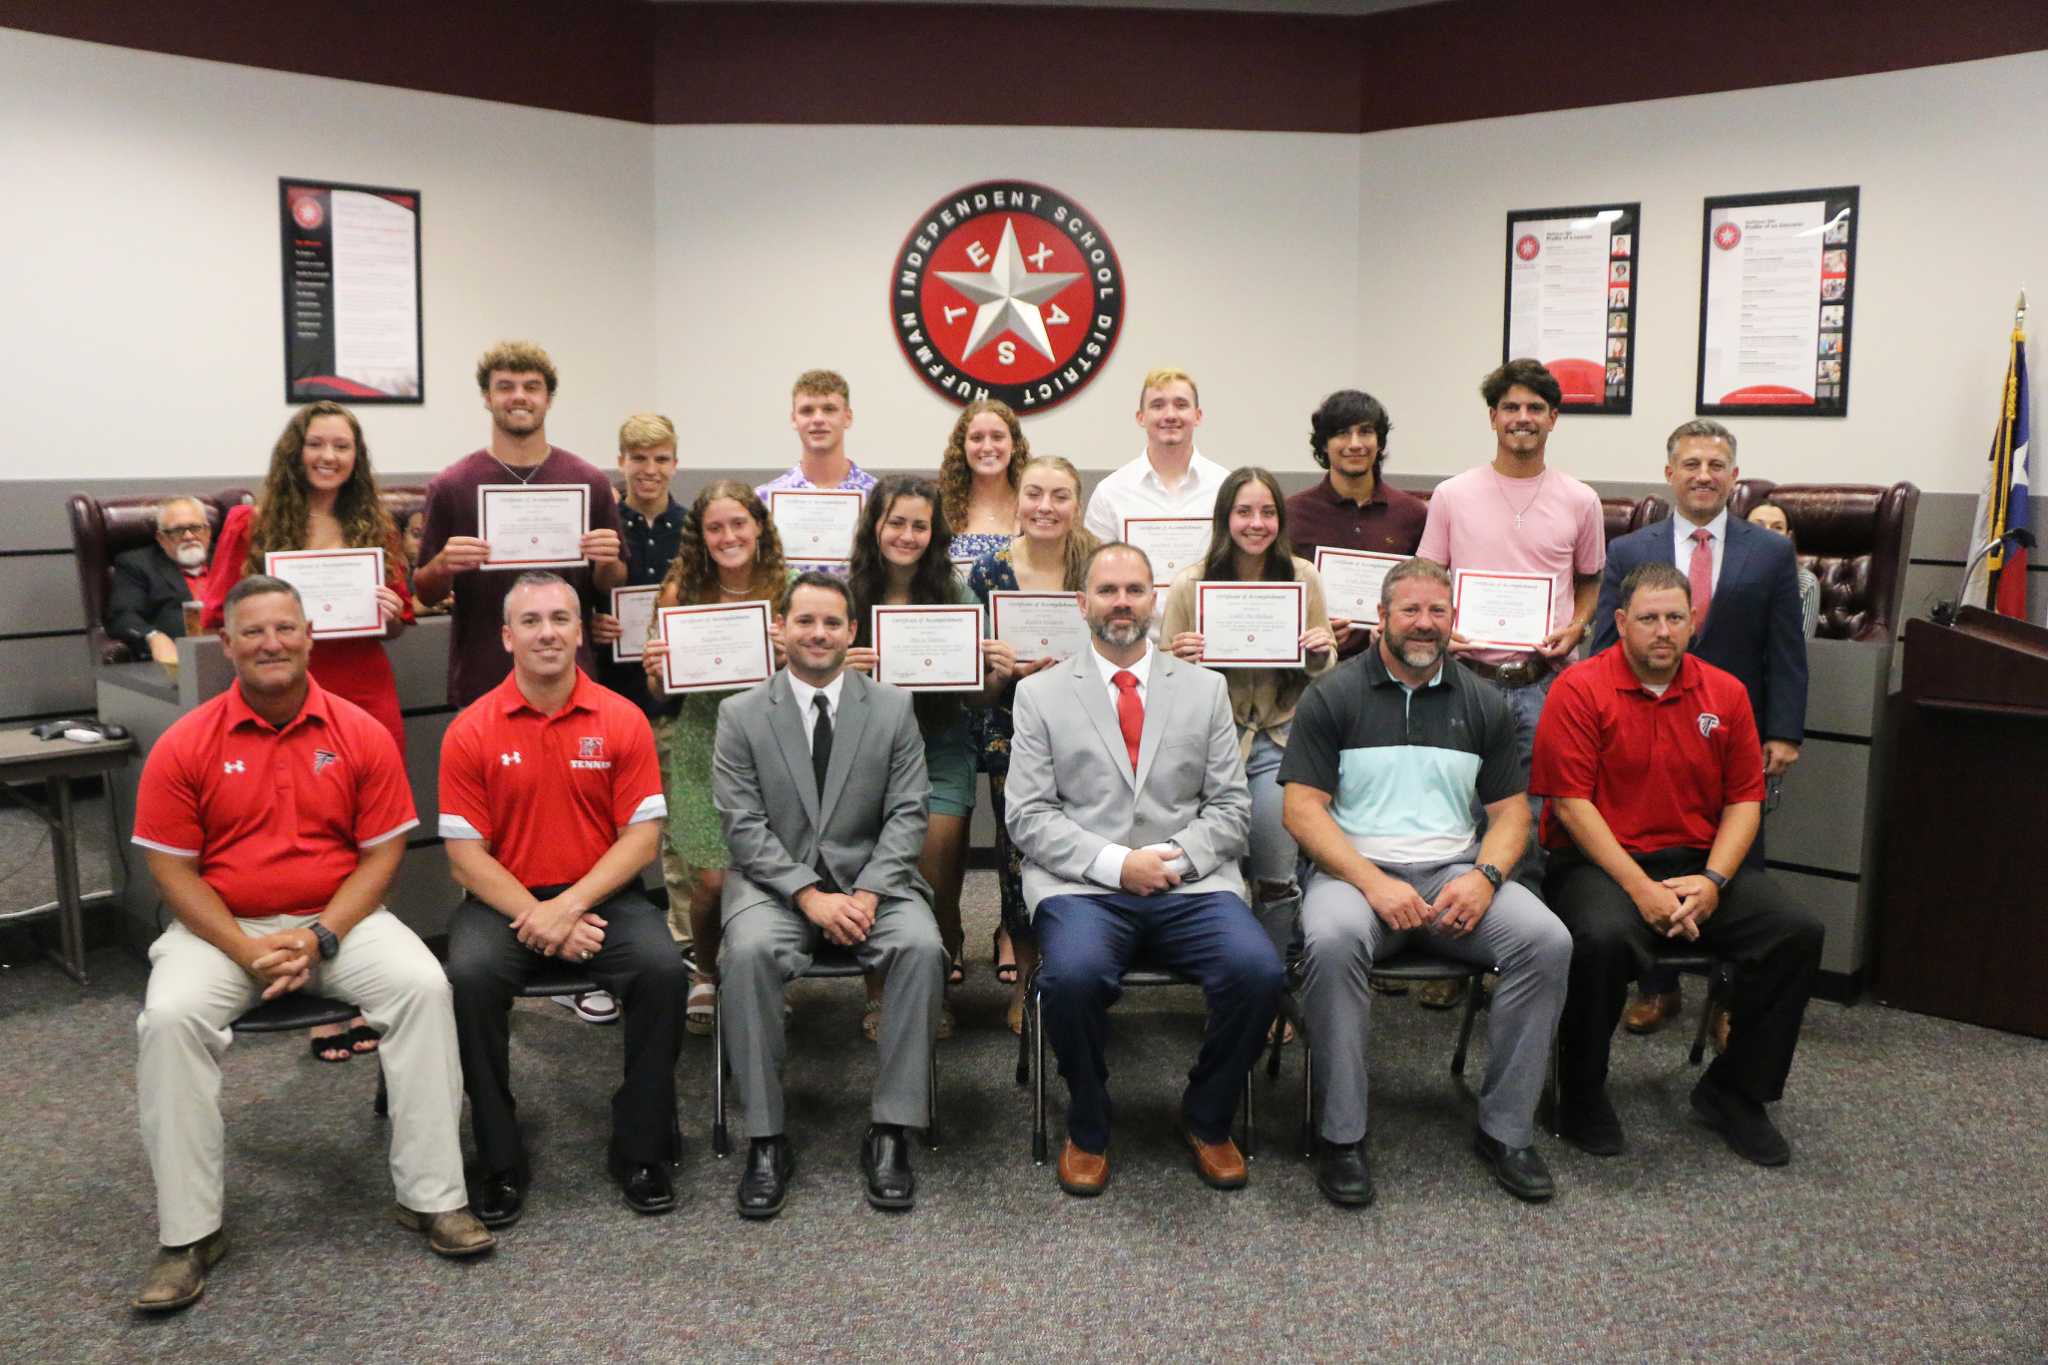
[1461,654,1552,689]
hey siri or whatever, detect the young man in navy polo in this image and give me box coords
[1532,561,1823,1166]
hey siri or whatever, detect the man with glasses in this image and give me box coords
[109,496,214,666]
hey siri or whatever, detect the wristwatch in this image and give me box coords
[1700,869,1729,891]
[1475,863,1505,891]
[308,922,340,960]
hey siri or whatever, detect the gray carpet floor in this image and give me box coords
[1,867,2043,1363]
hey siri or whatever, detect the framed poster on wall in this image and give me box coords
[1695,186,1857,417]
[279,179,423,403]
[1504,202,1639,414]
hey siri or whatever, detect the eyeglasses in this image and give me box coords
[159,523,208,539]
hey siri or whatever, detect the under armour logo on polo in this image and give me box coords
[501,751,523,766]
[1697,712,1721,738]
[222,760,246,774]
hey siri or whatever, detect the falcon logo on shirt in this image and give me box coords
[312,749,339,775]
[222,759,246,774]
[501,751,522,766]
[1697,712,1721,739]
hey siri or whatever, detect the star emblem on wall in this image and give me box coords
[934,218,1084,362]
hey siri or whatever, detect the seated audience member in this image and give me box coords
[1006,542,1284,1197]
[439,573,684,1225]
[401,506,445,616]
[109,495,215,666]
[1280,558,1570,1205]
[1746,500,1821,639]
[1285,389,1429,658]
[131,576,489,1313]
[1533,563,1824,1166]
[712,572,946,1218]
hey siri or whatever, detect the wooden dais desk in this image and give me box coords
[0,727,133,984]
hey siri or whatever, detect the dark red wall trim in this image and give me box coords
[0,0,655,124]
[5,0,2045,132]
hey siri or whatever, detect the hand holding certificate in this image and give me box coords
[610,585,660,663]
[872,605,984,691]
[771,490,864,564]
[989,591,1089,664]
[1122,517,1212,589]
[1312,548,1404,626]
[1195,582,1306,668]
[478,485,590,568]
[658,602,774,694]
[1452,570,1554,649]
[265,549,385,639]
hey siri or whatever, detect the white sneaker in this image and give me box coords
[553,990,619,1024]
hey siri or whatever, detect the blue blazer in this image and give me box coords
[1591,514,1808,744]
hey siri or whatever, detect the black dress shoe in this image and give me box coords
[1474,1129,1556,1202]
[1691,1076,1791,1166]
[861,1124,915,1211]
[1555,1088,1626,1157]
[737,1136,793,1220]
[472,1171,526,1229]
[1316,1139,1374,1207]
[619,1161,677,1216]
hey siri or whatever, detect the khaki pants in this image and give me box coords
[136,910,467,1246]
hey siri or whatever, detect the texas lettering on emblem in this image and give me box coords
[890,179,1125,412]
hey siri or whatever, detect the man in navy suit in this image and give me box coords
[1592,420,1807,1032]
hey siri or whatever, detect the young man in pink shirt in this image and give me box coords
[1415,359,1604,975]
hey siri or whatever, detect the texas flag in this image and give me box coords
[1964,315,2034,619]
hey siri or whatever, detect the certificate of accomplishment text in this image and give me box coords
[658,602,774,694]
[873,605,984,691]
[1452,570,1553,649]
[1196,581,1306,668]
[611,585,660,663]
[478,484,589,569]
[265,548,385,639]
[990,591,1089,663]
[771,490,864,564]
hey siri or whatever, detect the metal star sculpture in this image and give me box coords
[934,218,1084,363]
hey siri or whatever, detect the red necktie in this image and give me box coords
[1688,527,1714,634]
[1111,670,1143,773]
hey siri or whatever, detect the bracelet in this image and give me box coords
[1701,869,1729,890]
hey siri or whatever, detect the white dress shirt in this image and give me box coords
[784,670,846,754]
[1672,507,1730,597]
[1079,644,1192,889]
[1082,447,1230,544]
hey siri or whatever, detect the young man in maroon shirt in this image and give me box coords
[1531,562,1823,1166]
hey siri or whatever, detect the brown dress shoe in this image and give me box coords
[133,1230,227,1313]
[1056,1139,1109,1197]
[1623,990,1682,1034]
[1416,978,1468,1010]
[1184,1129,1249,1189]
[395,1205,497,1258]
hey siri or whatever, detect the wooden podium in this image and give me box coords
[1874,608,2048,1037]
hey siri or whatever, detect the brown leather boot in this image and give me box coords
[132,1230,227,1313]
[1623,990,1683,1034]
[395,1205,496,1258]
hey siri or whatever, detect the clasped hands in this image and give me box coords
[1632,875,1720,940]
[797,885,881,946]
[1365,869,1495,938]
[513,895,608,959]
[241,926,321,1000]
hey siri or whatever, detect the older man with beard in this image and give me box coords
[1280,557,1571,1207]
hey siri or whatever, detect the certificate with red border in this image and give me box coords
[872,604,984,691]
[1122,516,1212,589]
[1195,581,1305,668]
[610,585,660,663]
[478,484,589,568]
[990,590,1089,663]
[1312,547,1405,627]
[1452,570,1553,649]
[264,548,385,639]
[658,602,773,694]
[771,490,865,564]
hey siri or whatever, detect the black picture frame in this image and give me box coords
[1695,185,1857,418]
[280,178,424,405]
[1503,202,1640,415]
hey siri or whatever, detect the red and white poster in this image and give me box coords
[1504,203,1638,414]
[280,178,423,403]
[1696,186,1857,417]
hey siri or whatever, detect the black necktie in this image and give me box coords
[811,693,833,798]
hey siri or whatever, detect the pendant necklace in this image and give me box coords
[1494,468,1547,531]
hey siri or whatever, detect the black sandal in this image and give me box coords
[993,927,1018,985]
[310,1030,353,1064]
[346,1024,382,1056]
[947,953,966,988]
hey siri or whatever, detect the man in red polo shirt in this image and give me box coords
[1531,562,1823,1167]
[131,576,489,1315]
[439,572,683,1227]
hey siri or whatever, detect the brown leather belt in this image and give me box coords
[1461,654,1552,689]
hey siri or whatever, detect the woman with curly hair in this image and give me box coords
[843,476,1013,1037]
[199,400,412,1062]
[937,399,1026,571]
[963,454,1099,1031]
[640,480,792,1034]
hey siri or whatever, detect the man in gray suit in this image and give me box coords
[712,571,946,1218]
[1007,542,1285,1197]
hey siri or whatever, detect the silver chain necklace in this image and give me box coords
[488,447,550,484]
[1492,467,1547,530]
